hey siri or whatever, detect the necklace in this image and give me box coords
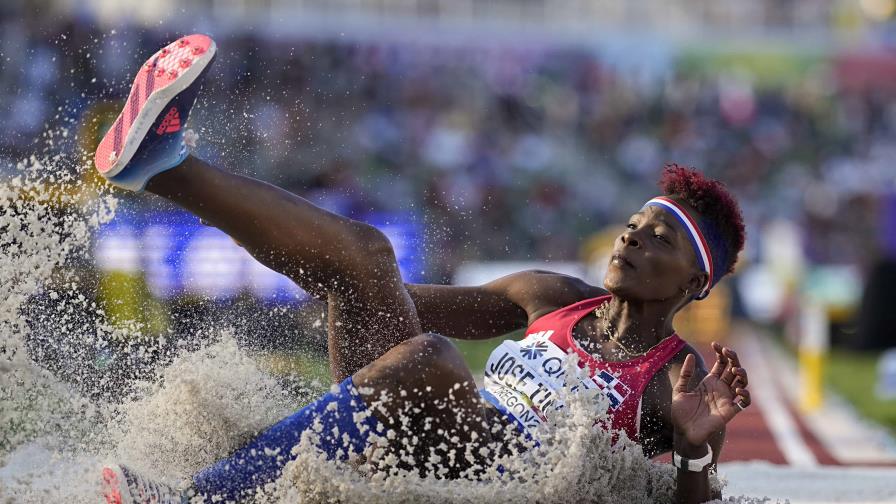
[590,303,640,358]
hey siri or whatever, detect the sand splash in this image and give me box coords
[255,378,683,504]
[0,156,771,503]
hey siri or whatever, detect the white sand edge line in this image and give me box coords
[739,335,819,467]
[718,460,896,503]
[760,336,896,464]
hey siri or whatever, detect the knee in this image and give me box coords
[347,221,395,263]
[354,333,475,404]
[398,334,478,408]
[332,221,401,287]
[405,333,464,372]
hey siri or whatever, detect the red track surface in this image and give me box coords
[655,343,838,466]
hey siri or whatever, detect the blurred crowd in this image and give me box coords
[2,15,895,283]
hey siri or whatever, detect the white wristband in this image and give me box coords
[672,444,713,472]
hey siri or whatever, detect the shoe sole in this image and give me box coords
[95,34,216,178]
[101,466,126,504]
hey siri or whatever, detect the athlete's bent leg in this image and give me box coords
[191,375,381,501]
[92,34,422,381]
[189,334,490,502]
[353,333,492,477]
[145,156,421,381]
[96,32,489,504]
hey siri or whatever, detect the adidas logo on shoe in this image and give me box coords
[156,107,182,135]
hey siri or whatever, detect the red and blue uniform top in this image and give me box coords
[482,295,686,441]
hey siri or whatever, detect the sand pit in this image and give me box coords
[0,159,761,503]
[719,462,896,504]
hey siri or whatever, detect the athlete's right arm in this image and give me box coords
[406,270,605,341]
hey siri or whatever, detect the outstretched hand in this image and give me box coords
[671,342,751,447]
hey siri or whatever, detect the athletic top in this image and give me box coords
[482,295,686,441]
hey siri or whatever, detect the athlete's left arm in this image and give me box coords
[667,343,751,504]
[405,271,607,340]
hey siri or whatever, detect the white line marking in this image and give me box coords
[741,336,818,467]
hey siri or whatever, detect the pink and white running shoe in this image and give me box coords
[94,34,216,192]
[101,464,187,504]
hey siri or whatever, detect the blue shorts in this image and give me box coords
[192,377,384,502]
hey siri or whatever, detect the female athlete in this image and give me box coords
[96,35,750,504]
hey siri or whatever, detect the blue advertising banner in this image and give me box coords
[94,209,423,303]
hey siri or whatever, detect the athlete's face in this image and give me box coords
[603,196,707,303]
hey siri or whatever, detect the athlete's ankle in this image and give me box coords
[144,155,193,194]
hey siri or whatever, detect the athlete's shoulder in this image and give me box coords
[504,270,606,323]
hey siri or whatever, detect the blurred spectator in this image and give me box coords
[857,191,896,350]
[1,12,894,285]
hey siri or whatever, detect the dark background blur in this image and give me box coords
[2,1,895,425]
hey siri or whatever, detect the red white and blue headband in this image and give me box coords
[642,197,714,300]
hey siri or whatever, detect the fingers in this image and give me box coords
[707,343,753,420]
[732,366,749,389]
[719,346,741,386]
[709,341,728,378]
[724,347,742,370]
[674,353,696,394]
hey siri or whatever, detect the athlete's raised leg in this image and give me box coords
[145,157,422,381]
[94,34,421,382]
[95,34,500,504]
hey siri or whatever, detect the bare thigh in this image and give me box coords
[146,157,422,381]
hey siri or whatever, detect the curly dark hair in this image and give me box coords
[659,163,746,284]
